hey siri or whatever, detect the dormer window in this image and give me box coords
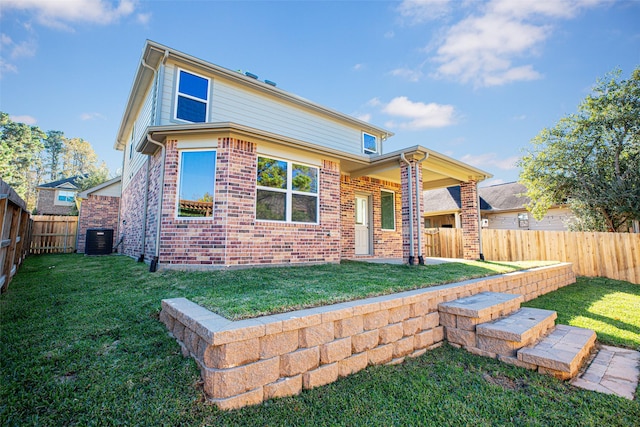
[175,69,209,123]
[363,132,378,154]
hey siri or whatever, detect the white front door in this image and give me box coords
[355,195,371,255]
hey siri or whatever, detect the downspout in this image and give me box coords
[138,157,151,262]
[146,134,166,272]
[400,153,414,265]
[413,153,429,265]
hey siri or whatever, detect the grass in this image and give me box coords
[522,276,640,350]
[1,254,638,426]
[162,257,554,319]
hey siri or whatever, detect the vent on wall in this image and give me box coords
[85,228,114,255]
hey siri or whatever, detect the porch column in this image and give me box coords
[400,157,423,264]
[460,180,481,260]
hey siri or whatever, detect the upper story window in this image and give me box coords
[363,132,378,154]
[55,190,75,205]
[175,69,209,123]
[177,150,216,218]
[256,156,319,223]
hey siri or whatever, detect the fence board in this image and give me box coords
[428,228,640,284]
[30,215,78,254]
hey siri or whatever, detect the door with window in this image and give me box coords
[355,195,371,255]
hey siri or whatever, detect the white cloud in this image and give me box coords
[1,0,136,29]
[0,59,18,76]
[353,63,364,71]
[382,96,456,130]
[460,153,518,170]
[366,97,382,107]
[428,0,606,87]
[389,67,423,82]
[136,12,151,25]
[355,113,371,122]
[397,0,452,24]
[80,112,106,121]
[480,178,506,187]
[10,114,38,125]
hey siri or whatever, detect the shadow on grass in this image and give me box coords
[523,276,640,349]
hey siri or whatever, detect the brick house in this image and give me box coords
[35,175,83,215]
[76,177,122,253]
[114,41,491,270]
[423,182,575,231]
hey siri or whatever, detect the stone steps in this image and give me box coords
[438,292,596,381]
[518,325,597,379]
[476,308,557,357]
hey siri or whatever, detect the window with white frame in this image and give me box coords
[256,156,319,223]
[175,69,209,123]
[518,213,529,228]
[363,132,378,154]
[177,150,216,218]
[380,190,395,230]
[55,190,75,205]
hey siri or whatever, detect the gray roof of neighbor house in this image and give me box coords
[36,175,84,189]
[423,182,529,213]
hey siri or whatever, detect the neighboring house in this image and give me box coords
[114,40,491,270]
[35,176,83,215]
[423,182,575,231]
[76,177,122,254]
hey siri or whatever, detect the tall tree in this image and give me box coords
[61,137,100,178]
[43,130,65,181]
[518,67,640,232]
[0,112,45,209]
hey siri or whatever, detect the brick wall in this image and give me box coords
[460,180,480,260]
[160,263,575,410]
[340,175,402,259]
[77,195,120,253]
[36,189,75,215]
[153,137,342,267]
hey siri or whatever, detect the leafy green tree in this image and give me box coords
[0,112,45,209]
[518,67,640,232]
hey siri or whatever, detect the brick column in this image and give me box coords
[400,159,422,264]
[460,180,480,260]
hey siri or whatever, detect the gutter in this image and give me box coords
[145,133,166,272]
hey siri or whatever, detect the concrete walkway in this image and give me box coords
[570,345,640,400]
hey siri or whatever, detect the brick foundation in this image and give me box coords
[161,263,575,410]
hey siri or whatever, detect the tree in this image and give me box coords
[61,137,101,178]
[0,112,45,209]
[518,67,640,232]
[43,130,65,181]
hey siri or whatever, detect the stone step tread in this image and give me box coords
[518,325,597,373]
[476,307,557,343]
[438,292,524,318]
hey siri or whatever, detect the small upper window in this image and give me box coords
[175,70,209,123]
[57,190,75,203]
[363,132,378,154]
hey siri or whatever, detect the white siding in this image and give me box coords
[484,208,574,231]
[159,63,365,156]
[122,83,156,190]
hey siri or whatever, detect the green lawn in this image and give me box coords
[1,254,638,426]
[522,276,640,350]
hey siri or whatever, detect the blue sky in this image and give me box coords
[1,0,639,186]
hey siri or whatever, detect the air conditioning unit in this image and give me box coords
[85,228,114,255]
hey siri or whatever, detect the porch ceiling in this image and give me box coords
[344,146,492,190]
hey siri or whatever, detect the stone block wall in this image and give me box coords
[160,263,575,410]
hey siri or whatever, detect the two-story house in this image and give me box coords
[115,40,491,270]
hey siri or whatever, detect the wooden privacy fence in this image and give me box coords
[1,178,32,292]
[424,227,640,284]
[30,215,78,254]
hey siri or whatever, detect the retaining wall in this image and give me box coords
[160,263,575,410]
